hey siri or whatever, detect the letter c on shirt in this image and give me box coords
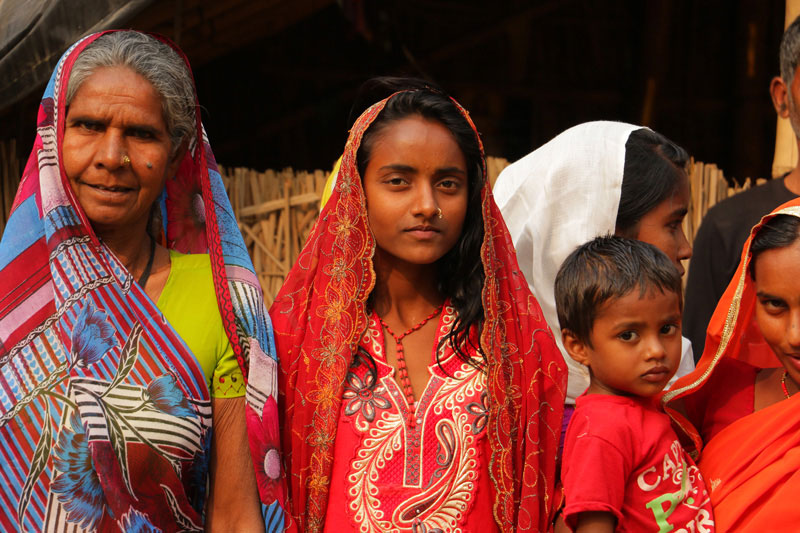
[637,466,661,491]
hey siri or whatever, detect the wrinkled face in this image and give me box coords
[754,239,800,387]
[62,66,180,234]
[567,287,682,397]
[632,173,692,276]
[362,115,468,268]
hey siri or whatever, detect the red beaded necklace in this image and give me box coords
[377,304,444,427]
[781,370,795,399]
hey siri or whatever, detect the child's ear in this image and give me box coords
[561,329,591,367]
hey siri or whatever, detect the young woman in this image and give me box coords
[493,121,696,437]
[664,200,800,530]
[263,86,567,531]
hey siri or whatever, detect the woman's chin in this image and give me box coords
[84,210,147,236]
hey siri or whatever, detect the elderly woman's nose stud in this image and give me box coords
[437,207,443,219]
[121,154,131,166]
[146,162,153,169]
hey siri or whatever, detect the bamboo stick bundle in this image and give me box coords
[717,172,728,204]
[314,169,327,198]
[486,156,510,187]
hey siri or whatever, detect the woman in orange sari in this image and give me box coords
[267,83,566,532]
[663,199,800,531]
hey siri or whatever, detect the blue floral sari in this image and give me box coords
[0,32,284,531]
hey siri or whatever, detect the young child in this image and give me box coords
[554,236,714,533]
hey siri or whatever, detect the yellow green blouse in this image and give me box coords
[156,250,244,398]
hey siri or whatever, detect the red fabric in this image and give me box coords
[270,94,567,532]
[324,306,497,531]
[662,198,800,530]
[563,395,714,532]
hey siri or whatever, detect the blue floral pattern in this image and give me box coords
[70,303,116,368]
[21,324,205,529]
[50,412,106,530]
[146,374,196,418]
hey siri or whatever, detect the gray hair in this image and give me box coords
[781,16,800,86]
[65,31,196,152]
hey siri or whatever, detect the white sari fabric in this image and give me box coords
[493,121,694,403]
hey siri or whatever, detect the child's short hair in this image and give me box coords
[554,236,683,346]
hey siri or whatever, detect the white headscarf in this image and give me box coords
[494,121,694,403]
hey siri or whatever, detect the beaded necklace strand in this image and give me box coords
[378,304,444,427]
[781,370,796,399]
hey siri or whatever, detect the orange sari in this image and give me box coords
[662,199,800,531]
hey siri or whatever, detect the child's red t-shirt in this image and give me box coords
[562,394,715,532]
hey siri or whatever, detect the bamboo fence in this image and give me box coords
[682,158,765,283]
[220,165,329,305]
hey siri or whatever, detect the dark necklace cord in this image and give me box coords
[137,236,156,288]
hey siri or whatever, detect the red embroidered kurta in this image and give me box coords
[324,306,497,532]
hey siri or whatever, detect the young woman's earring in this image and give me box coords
[146,162,153,169]
[437,207,443,219]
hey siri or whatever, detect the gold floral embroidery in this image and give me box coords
[343,308,487,532]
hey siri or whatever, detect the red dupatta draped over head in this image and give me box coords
[663,198,800,530]
[271,92,566,532]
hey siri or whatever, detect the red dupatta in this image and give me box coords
[663,198,800,530]
[271,93,566,532]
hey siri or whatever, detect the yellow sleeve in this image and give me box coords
[157,251,245,398]
[319,156,342,210]
[211,342,245,398]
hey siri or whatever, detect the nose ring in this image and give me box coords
[121,154,131,166]
[436,207,443,219]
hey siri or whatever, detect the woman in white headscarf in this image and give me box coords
[493,121,695,444]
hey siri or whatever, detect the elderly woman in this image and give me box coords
[0,31,283,531]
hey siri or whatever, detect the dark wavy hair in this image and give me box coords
[356,81,486,368]
[749,214,800,279]
[555,236,683,347]
[616,128,689,236]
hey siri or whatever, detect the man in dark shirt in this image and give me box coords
[684,16,800,358]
